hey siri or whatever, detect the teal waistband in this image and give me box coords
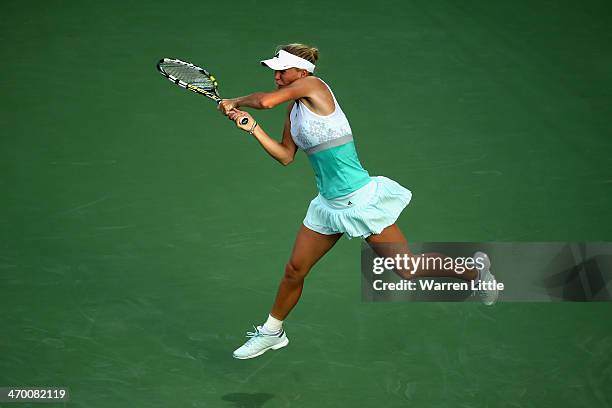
[306,140,371,199]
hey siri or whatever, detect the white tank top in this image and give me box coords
[289,79,353,150]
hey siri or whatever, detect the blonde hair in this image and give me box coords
[276,43,319,65]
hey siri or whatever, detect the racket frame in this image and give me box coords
[157,57,222,103]
[157,57,249,125]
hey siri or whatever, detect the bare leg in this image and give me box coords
[365,224,478,281]
[270,225,343,320]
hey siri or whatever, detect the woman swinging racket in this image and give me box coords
[219,43,498,360]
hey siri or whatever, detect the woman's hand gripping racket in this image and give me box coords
[156,58,249,125]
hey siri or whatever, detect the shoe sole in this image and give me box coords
[233,337,289,360]
[482,272,499,306]
[474,251,498,305]
[483,286,499,305]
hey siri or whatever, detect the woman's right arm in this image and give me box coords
[219,77,316,114]
[223,92,269,110]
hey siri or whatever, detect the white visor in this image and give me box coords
[260,49,316,73]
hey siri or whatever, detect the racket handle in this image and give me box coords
[217,99,249,125]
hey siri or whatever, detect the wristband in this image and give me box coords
[248,121,258,135]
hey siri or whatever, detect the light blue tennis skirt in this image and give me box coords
[303,176,412,239]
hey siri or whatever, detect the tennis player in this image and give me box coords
[219,44,498,359]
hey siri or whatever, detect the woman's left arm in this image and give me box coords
[227,107,297,166]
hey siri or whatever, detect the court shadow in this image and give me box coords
[539,243,612,301]
[221,392,274,408]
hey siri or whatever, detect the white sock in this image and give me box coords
[262,314,283,334]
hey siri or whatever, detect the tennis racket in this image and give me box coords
[157,58,249,125]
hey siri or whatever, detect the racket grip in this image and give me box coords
[240,117,249,125]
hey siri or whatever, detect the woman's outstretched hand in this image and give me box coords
[228,109,255,132]
[218,99,238,115]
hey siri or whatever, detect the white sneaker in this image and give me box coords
[474,251,499,306]
[232,326,289,359]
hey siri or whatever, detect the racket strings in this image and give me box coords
[160,62,216,90]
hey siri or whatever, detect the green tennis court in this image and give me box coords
[1,0,611,406]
